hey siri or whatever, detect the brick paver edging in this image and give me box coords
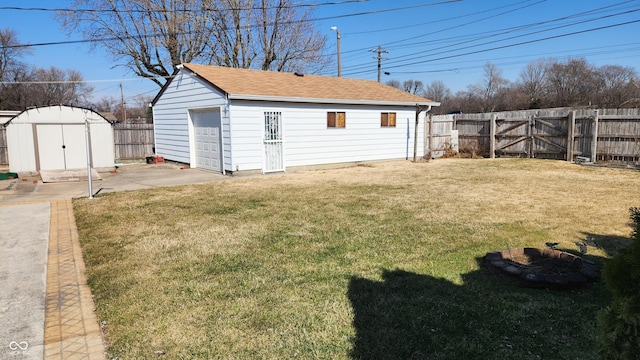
[44,199,106,359]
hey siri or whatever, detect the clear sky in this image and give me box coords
[1,0,639,104]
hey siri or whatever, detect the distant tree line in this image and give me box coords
[389,58,639,114]
[0,28,94,110]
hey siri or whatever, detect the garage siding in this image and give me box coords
[153,68,428,173]
[228,101,425,170]
[153,71,229,168]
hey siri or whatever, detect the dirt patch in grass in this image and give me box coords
[73,158,640,359]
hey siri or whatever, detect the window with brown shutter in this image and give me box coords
[327,112,346,128]
[381,112,396,127]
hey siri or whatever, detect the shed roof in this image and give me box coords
[5,105,110,126]
[156,63,439,107]
[0,110,20,125]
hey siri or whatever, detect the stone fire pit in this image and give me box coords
[485,247,599,288]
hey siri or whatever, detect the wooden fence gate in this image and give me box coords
[494,115,570,160]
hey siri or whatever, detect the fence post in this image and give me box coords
[567,111,575,162]
[592,109,599,162]
[429,114,434,159]
[528,115,535,158]
[489,114,496,159]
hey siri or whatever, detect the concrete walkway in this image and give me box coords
[0,163,230,359]
[1,202,50,359]
[1,200,107,359]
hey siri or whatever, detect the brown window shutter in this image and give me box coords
[327,112,336,127]
[381,113,388,127]
[337,112,346,128]
[389,112,396,127]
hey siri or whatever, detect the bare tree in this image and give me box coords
[468,62,509,112]
[93,96,119,113]
[255,0,327,72]
[27,67,95,107]
[385,79,401,89]
[57,0,216,87]
[127,94,154,121]
[437,90,483,114]
[57,0,328,87]
[402,80,424,95]
[0,63,34,110]
[0,28,32,81]
[545,58,599,107]
[0,28,34,109]
[594,65,638,107]
[1,65,93,109]
[424,80,450,102]
[518,59,548,108]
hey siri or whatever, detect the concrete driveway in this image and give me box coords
[0,163,229,359]
[0,162,228,205]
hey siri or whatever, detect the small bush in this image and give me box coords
[598,207,640,360]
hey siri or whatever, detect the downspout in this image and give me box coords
[414,105,432,162]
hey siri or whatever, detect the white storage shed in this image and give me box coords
[5,105,115,173]
[152,63,440,174]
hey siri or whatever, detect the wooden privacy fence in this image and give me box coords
[429,108,640,164]
[113,123,155,160]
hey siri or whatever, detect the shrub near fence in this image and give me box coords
[429,108,640,165]
[113,123,155,160]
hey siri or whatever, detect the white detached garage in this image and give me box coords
[152,63,440,174]
[6,105,115,173]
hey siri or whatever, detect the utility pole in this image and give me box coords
[330,26,341,77]
[370,46,388,82]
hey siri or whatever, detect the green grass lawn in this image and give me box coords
[73,159,640,359]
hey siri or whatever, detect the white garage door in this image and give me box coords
[192,110,222,172]
[36,124,87,170]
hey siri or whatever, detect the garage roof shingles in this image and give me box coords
[182,63,437,106]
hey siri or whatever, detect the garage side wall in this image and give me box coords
[153,71,229,166]
[228,101,425,171]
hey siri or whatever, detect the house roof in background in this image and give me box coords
[168,63,439,107]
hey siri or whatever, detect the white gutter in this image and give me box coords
[227,93,440,107]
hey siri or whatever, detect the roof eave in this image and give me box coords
[228,94,440,107]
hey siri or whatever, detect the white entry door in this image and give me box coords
[192,110,222,172]
[36,124,87,170]
[263,111,284,173]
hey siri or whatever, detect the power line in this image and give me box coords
[0,0,461,50]
[375,7,640,71]
[339,3,640,75]
[343,18,640,77]
[0,0,371,13]
[335,0,632,69]
[345,0,541,36]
